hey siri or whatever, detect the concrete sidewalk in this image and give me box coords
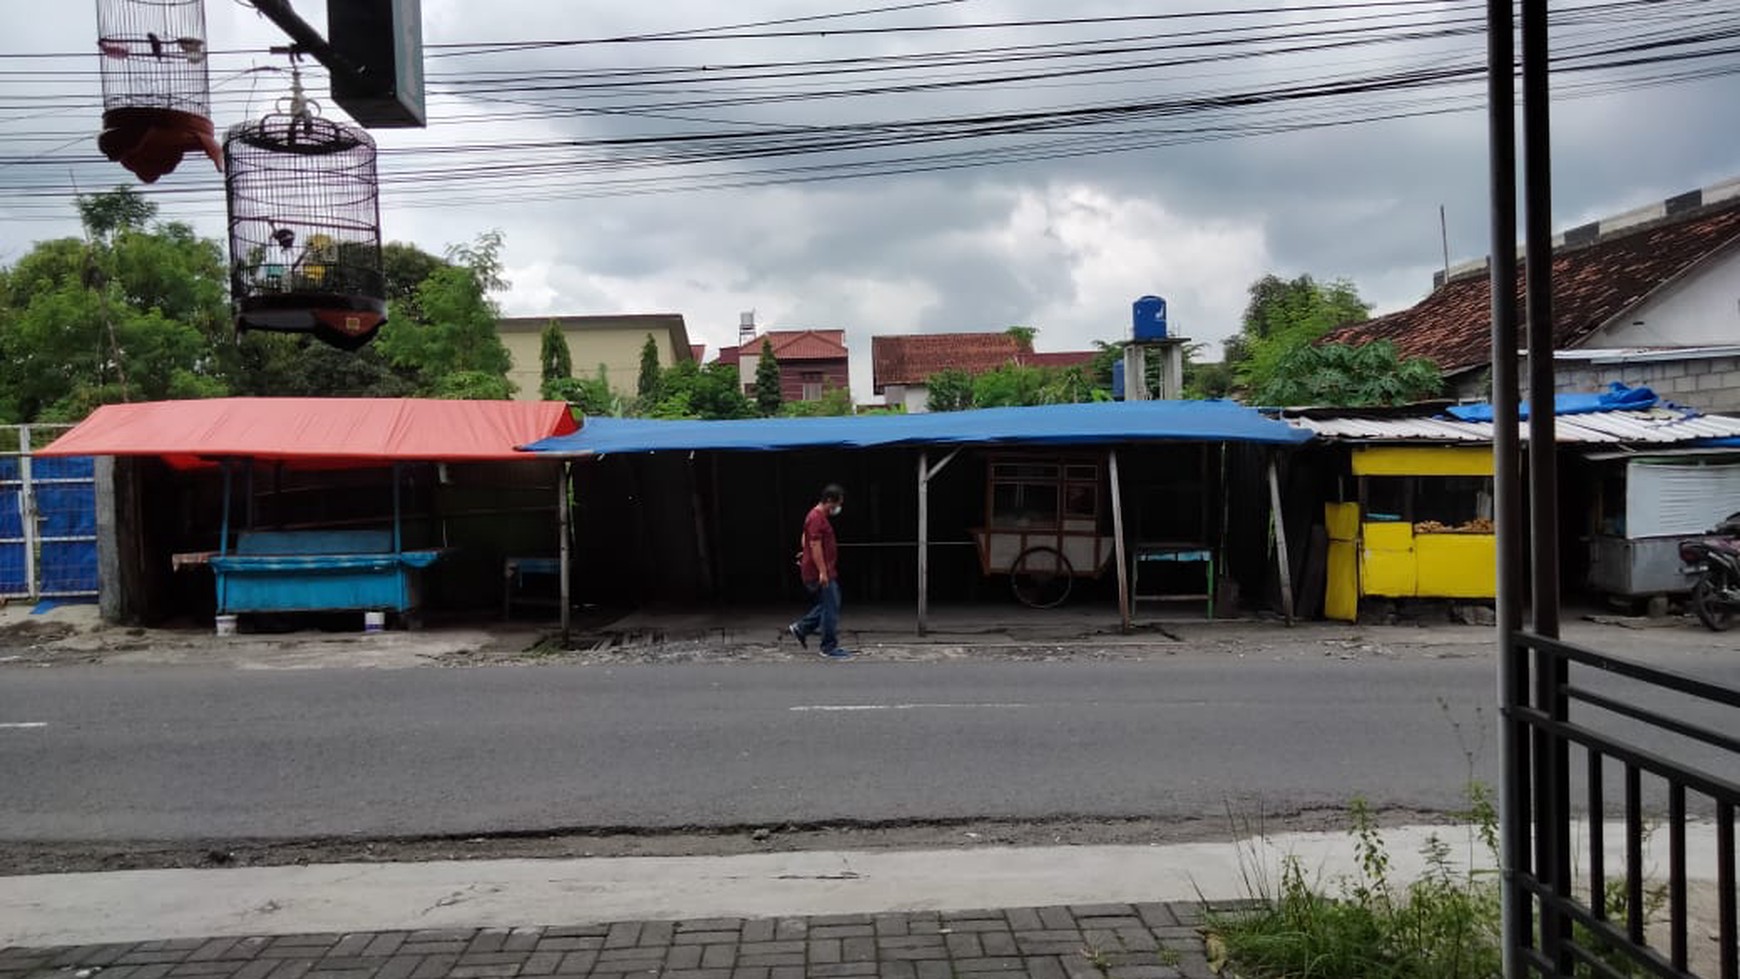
[2,825,1727,978]
[0,830,1472,979]
[1,828,1502,946]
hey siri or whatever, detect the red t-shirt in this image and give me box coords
[799,506,838,584]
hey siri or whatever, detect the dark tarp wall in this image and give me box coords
[114,460,560,625]
[569,442,1281,614]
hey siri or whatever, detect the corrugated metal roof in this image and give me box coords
[1290,407,1740,444]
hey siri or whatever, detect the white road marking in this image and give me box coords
[0,722,48,730]
[789,703,1028,712]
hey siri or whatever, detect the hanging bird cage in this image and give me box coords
[224,108,388,351]
[95,0,221,182]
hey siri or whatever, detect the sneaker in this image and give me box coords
[818,647,853,660]
[786,624,808,649]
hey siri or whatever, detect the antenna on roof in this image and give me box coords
[1439,204,1451,285]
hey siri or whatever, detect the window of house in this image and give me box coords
[801,371,824,401]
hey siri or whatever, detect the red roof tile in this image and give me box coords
[689,344,705,363]
[1325,197,1740,373]
[766,329,848,361]
[723,330,849,363]
[872,334,1100,391]
[1027,350,1099,370]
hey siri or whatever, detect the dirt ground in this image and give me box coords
[1,597,1730,672]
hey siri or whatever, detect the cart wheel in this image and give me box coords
[1011,546,1074,609]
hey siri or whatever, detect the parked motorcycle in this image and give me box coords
[1678,511,1740,631]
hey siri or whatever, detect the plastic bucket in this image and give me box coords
[363,611,386,633]
[214,614,237,637]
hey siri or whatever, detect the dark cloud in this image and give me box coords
[5,0,1736,399]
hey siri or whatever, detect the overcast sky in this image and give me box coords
[3,0,1736,400]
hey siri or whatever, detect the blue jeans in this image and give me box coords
[794,580,841,653]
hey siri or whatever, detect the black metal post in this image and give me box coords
[1521,0,1571,970]
[1486,0,1531,972]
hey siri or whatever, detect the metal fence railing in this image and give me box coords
[1506,632,1738,979]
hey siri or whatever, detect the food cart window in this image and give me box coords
[992,482,1059,528]
[993,462,1060,481]
[1366,477,1409,522]
[1064,482,1097,519]
[1415,476,1491,526]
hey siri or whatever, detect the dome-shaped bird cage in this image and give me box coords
[95,0,221,182]
[224,109,388,351]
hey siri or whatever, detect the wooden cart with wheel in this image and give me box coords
[970,454,1115,608]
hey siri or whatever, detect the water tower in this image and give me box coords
[1121,295,1189,400]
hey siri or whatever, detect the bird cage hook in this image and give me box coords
[271,46,320,122]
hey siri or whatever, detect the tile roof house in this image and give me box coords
[1324,179,1740,411]
[871,333,1099,412]
[715,315,850,403]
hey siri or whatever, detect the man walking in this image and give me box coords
[787,484,852,660]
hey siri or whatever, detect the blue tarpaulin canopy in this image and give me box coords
[520,400,1310,456]
[1447,381,1660,422]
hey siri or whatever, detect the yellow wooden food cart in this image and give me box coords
[1324,445,1497,621]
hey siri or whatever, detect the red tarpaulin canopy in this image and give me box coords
[37,398,579,468]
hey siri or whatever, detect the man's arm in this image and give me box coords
[810,535,829,583]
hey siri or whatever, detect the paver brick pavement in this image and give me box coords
[0,904,1214,979]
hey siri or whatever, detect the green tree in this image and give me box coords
[431,370,515,401]
[230,336,419,398]
[643,361,755,420]
[1252,340,1442,407]
[1004,325,1037,350]
[925,368,974,412]
[76,186,155,239]
[539,319,572,384]
[375,231,515,396]
[545,364,621,417]
[972,363,1051,408]
[753,338,783,416]
[1227,273,1371,397]
[637,333,662,401]
[380,241,448,327]
[0,192,230,421]
[781,386,853,417]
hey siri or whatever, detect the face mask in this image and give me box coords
[831,505,843,516]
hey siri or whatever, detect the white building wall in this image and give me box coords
[1586,245,1740,347]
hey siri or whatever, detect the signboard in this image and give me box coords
[328,0,426,128]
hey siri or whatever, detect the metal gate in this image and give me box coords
[0,424,98,603]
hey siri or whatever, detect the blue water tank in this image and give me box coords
[1132,295,1168,341]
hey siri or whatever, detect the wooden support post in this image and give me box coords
[559,460,572,641]
[914,448,959,636]
[917,450,929,636]
[1109,448,1130,634]
[1268,454,1295,625]
[391,462,403,555]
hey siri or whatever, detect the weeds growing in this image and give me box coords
[1206,701,1666,977]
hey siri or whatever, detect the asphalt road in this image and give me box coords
[1,652,1734,841]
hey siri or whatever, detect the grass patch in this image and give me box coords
[1208,794,1501,979]
[1207,703,1666,978]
